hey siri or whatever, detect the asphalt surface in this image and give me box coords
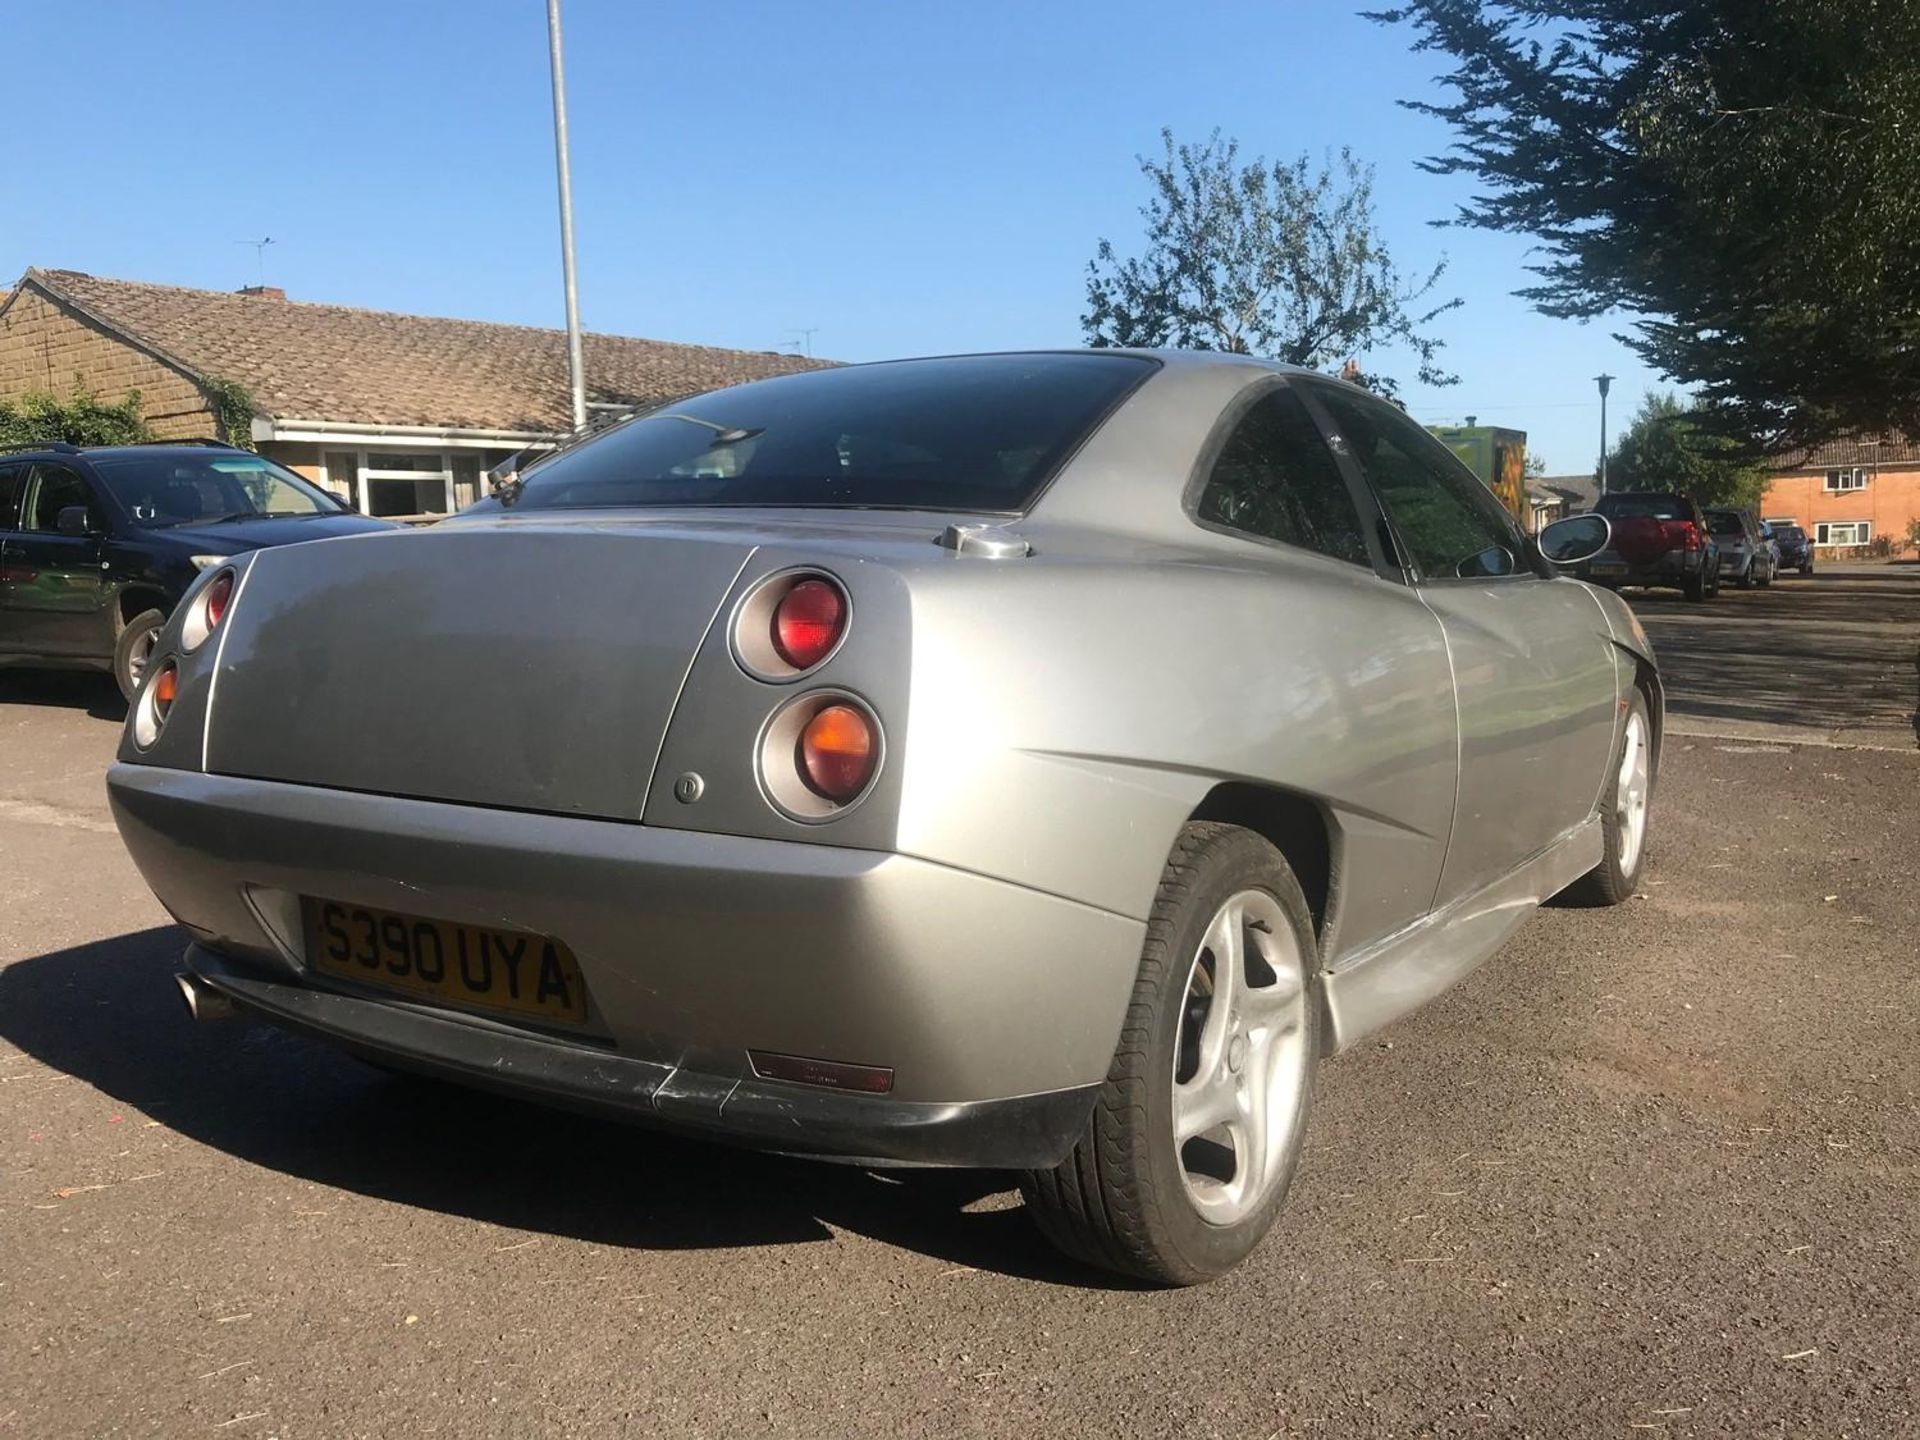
[2,568,1917,1438]
[1626,561,1920,750]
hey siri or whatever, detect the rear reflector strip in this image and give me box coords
[749,1049,895,1094]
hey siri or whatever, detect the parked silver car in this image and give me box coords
[108,351,1660,1284]
[1704,505,1776,588]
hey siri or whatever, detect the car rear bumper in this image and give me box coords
[107,764,1144,1166]
[1583,549,1704,586]
[177,943,1098,1167]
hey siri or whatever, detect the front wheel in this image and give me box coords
[1565,690,1654,906]
[113,608,168,703]
[1021,823,1320,1285]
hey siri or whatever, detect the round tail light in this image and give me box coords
[772,578,847,670]
[205,570,235,629]
[152,661,178,720]
[180,567,238,651]
[132,658,180,748]
[799,704,877,802]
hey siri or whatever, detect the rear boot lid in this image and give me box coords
[204,524,754,820]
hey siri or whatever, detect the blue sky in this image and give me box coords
[11,0,1663,472]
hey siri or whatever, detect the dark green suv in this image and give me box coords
[0,440,392,700]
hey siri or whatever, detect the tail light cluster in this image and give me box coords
[732,570,882,820]
[179,568,236,651]
[1677,521,1703,552]
[733,570,851,679]
[133,566,237,750]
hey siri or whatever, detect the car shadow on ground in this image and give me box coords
[1621,572,1920,739]
[0,927,1137,1289]
[0,667,127,723]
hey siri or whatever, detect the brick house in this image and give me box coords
[1760,436,1920,558]
[0,267,826,518]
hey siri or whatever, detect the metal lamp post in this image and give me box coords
[1595,373,1615,495]
[547,0,587,434]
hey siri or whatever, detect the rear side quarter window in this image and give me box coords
[1192,385,1371,567]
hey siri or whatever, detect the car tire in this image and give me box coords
[1736,562,1756,590]
[1801,564,1813,576]
[1682,572,1707,603]
[1757,558,1774,588]
[1020,822,1320,1286]
[113,608,168,703]
[1565,689,1654,907]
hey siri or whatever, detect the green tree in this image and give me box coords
[1084,129,1462,395]
[0,389,150,447]
[1368,1,1920,452]
[1607,392,1772,508]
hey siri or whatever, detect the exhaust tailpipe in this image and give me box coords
[175,971,239,1023]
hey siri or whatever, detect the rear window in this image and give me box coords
[509,354,1157,514]
[1777,525,1805,540]
[1705,511,1745,535]
[1594,493,1688,520]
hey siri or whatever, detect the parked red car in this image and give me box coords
[1580,491,1723,602]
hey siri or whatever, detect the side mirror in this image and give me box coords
[1538,513,1610,566]
[55,505,99,537]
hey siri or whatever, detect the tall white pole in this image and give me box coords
[547,0,587,434]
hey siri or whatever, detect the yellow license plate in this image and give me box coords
[301,898,589,1026]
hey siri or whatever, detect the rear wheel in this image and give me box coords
[1566,690,1654,906]
[1757,557,1774,588]
[113,608,167,703]
[1682,571,1707,603]
[1021,823,1319,1286]
[1801,563,1814,576]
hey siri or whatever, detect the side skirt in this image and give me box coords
[1320,815,1603,1054]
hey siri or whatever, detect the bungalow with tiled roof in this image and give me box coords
[0,268,827,518]
[1760,434,1920,557]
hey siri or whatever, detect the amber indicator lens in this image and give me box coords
[771,578,846,669]
[797,703,876,801]
[151,662,179,721]
[205,571,235,630]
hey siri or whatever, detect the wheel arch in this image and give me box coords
[117,584,174,631]
[1186,781,1336,941]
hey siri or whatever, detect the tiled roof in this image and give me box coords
[14,268,830,434]
[1773,434,1920,471]
[1535,473,1601,510]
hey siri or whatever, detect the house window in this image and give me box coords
[362,452,452,517]
[1825,467,1869,492]
[1814,521,1871,547]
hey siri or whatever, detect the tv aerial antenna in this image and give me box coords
[234,236,276,286]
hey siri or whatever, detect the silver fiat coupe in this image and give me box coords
[108,351,1657,1284]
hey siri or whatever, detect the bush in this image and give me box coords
[0,389,151,447]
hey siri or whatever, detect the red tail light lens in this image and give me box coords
[205,570,235,630]
[772,579,846,670]
[798,703,877,801]
[1681,522,1702,551]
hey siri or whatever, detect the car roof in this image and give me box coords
[0,441,246,461]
